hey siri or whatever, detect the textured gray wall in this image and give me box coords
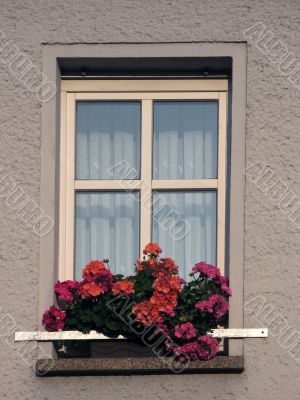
[0,0,300,399]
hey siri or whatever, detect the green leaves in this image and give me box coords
[105,320,121,331]
[79,309,94,323]
[93,315,104,328]
[133,270,154,296]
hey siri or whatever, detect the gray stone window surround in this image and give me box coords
[39,43,246,373]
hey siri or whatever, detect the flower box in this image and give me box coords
[15,329,267,375]
[41,243,234,363]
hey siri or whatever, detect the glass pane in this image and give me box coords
[152,191,216,281]
[76,101,141,180]
[153,101,218,179]
[75,192,139,279]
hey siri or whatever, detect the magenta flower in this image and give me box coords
[42,305,66,332]
[195,294,229,320]
[54,280,81,301]
[192,261,221,280]
[217,275,232,296]
[179,341,202,361]
[174,322,196,340]
[197,335,219,359]
[155,323,169,337]
[174,336,219,362]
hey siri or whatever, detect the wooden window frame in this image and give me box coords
[59,79,228,281]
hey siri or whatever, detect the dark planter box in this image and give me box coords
[54,340,91,358]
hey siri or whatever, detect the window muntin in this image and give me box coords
[59,81,227,281]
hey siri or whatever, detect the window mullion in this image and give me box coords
[58,90,67,281]
[65,93,76,280]
[140,99,153,253]
[217,92,227,274]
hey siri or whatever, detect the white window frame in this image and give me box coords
[59,79,228,281]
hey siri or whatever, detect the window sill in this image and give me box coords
[36,355,244,376]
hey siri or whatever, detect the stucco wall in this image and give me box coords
[0,0,299,399]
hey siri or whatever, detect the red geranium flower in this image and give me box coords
[81,282,102,298]
[82,260,106,282]
[132,300,163,326]
[160,258,178,274]
[112,280,135,296]
[42,305,66,332]
[153,272,182,294]
[143,243,162,256]
[96,268,113,291]
[136,258,161,274]
[150,291,178,314]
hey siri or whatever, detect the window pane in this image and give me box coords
[153,101,218,179]
[152,191,216,281]
[75,192,139,279]
[76,101,141,180]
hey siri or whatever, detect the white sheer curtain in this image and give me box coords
[152,101,218,280]
[152,191,216,281]
[75,192,139,280]
[76,101,140,179]
[153,101,218,179]
[74,100,218,280]
[75,101,141,279]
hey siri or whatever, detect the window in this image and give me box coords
[59,80,227,282]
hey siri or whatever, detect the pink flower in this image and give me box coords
[165,340,181,356]
[195,298,214,313]
[155,323,169,337]
[179,341,201,361]
[54,280,81,302]
[42,305,66,332]
[192,261,221,279]
[195,294,230,320]
[217,276,232,296]
[174,322,196,340]
[169,336,219,362]
[197,335,219,359]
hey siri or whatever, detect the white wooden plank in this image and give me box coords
[15,328,268,342]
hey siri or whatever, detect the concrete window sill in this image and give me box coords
[35,356,244,376]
